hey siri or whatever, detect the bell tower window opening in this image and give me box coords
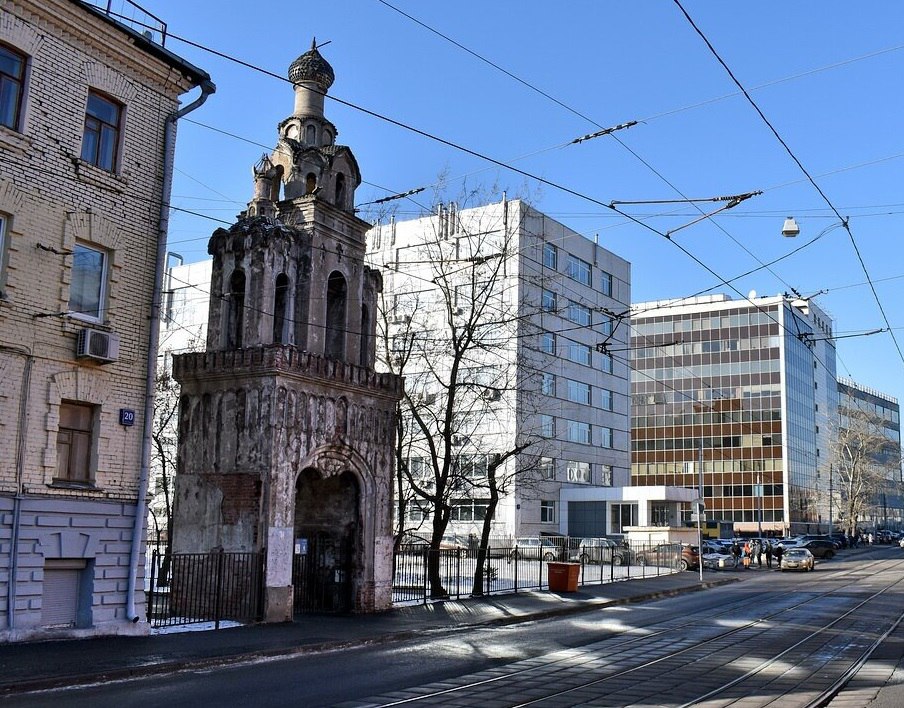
[325,271,347,360]
[305,124,315,145]
[335,173,346,208]
[226,269,246,349]
[360,304,371,367]
[305,173,317,194]
[273,273,289,344]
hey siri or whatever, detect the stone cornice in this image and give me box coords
[173,345,404,399]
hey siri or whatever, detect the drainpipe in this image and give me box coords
[3,344,32,631]
[126,78,216,623]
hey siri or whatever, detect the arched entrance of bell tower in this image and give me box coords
[291,467,360,613]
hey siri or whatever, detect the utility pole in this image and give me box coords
[828,465,833,534]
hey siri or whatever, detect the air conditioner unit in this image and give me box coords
[76,328,120,363]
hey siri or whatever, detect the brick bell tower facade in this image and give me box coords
[172,42,403,620]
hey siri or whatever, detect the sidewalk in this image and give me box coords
[0,571,737,696]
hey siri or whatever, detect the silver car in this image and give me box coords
[780,547,815,572]
[569,538,631,566]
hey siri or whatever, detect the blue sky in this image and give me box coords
[151,1,904,400]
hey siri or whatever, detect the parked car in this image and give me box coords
[635,543,699,571]
[792,539,836,559]
[570,538,632,566]
[510,537,563,561]
[780,547,815,572]
[702,551,736,570]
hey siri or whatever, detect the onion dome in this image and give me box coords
[288,38,335,90]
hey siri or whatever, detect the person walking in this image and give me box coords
[742,540,751,570]
[765,541,773,569]
[774,543,784,568]
[731,541,741,570]
[755,539,763,568]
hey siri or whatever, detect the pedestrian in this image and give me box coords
[755,539,763,568]
[774,544,783,567]
[868,532,874,546]
[742,540,751,569]
[765,542,773,569]
[730,541,741,570]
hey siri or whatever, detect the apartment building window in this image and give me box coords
[566,460,591,484]
[542,242,557,269]
[56,402,95,484]
[566,419,591,444]
[566,379,591,405]
[611,503,637,534]
[599,464,613,486]
[600,389,613,411]
[450,498,489,521]
[81,91,122,171]
[540,332,556,355]
[566,300,591,326]
[539,457,555,480]
[539,414,555,437]
[541,372,555,395]
[69,243,108,321]
[600,352,613,373]
[599,318,613,336]
[566,342,592,366]
[565,255,592,286]
[541,288,557,312]
[600,426,613,448]
[600,271,613,296]
[0,43,26,130]
[540,500,557,523]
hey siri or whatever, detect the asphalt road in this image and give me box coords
[8,553,904,708]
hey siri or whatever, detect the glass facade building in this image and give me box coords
[630,294,836,535]
[836,378,902,530]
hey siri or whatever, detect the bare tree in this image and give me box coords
[832,405,902,536]
[149,367,180,583]
[372,194,546,598]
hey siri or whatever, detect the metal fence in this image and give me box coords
[147,548,264,629]
[392,540,686,605]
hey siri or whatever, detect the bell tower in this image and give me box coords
[172,43,403,620]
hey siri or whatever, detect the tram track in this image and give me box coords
[358,558,904,707]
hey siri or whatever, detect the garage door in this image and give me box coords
[42,559,86,628]
[568,501,607,537]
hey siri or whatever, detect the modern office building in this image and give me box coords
[0,0,211,641]
[368,199,642,539]
[630,293,837,536]
[836,378,902,531]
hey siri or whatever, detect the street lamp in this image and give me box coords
[781,216,800,237]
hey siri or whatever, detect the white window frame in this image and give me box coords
[566,419,591,445]
[540,332,556,355]
[540,500,557,523]
[69,242,108,322]
[600,426,613,448]
[541,372,555,396]
[539,457,555,480]
[540,414,555,438]
[600,388,613,411]
[600,352,613,373]
[566,379,591,405]
[600,270,613,296]
[599,464,613,486]
[565,255,592,286]
[566,300,591,326]
[542,242,557,269]
[567,342,592,366]
[541,288,557,312]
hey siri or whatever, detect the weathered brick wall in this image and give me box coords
[0,0,204,640]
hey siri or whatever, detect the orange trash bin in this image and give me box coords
[547,562,580,592]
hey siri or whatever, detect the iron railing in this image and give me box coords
[148,548,264,629]
[80,0,168,46]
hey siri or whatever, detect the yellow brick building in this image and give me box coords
[0,0,211,641]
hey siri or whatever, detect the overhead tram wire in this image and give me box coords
[672,0,904,370]
[376,0,807,298]
[162,28,834,378]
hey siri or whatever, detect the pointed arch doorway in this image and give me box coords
[292,466,360,614]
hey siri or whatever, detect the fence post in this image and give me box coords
[148,548,158,626]
[214,549,224,630]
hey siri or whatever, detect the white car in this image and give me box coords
[899,537,904,549]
